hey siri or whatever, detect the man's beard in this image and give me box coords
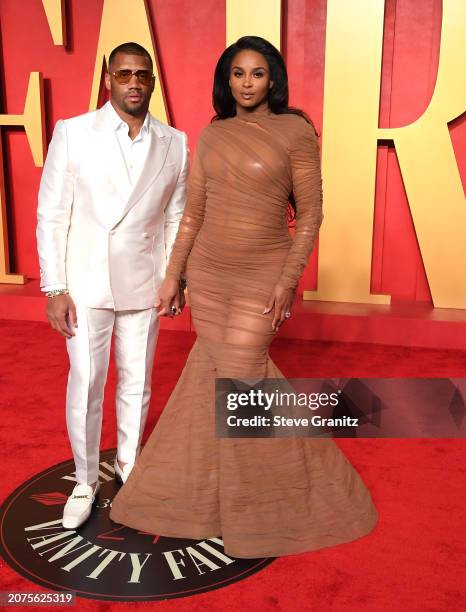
[121,96,147,117]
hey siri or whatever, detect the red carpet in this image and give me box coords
[1,319,466,610]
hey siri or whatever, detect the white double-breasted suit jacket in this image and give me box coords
[37,101,188,310]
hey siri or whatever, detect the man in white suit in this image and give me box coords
[37,42,188,529]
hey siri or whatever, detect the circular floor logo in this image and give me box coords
[0,450,274,601]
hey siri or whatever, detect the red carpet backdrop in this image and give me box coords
[1,0,466,609]
[1,0,465,317]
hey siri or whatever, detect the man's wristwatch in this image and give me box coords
[45,288,69,298]
[179,277,187,290]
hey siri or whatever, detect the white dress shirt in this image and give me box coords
[109,101,151,192]
[43,103,151,293]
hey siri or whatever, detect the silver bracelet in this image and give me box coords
[45,288,69,298]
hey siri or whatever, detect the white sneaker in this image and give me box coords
[114,458,134,484]
[62,483,100,529]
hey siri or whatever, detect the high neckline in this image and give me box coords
[234,103,273,123]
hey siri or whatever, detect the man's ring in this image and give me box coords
[284,311,291,319]
[170,305,177,315]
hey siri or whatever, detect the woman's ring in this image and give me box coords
[284,311,291,319]
[170,305,177,315]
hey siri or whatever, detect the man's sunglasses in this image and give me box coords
[111,69,154,85]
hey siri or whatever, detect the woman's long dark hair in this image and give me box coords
[212,36,317,222]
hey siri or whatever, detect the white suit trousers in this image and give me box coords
[65,306,159,484]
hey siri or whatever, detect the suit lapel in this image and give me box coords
[92,104,131,212]
[112,120,172,227]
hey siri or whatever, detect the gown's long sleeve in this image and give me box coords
[278,120,323,290]
[165,133,207,281]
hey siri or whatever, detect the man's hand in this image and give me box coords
[155,278,182,317]
[47,294,78,338]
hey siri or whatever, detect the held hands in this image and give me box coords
[155,278,185,317]
[263,283,295,331]
[47,294,78,339]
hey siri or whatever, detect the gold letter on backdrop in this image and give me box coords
[306,0,466,309]
[304,0,389,305]
[226,0,281,48]
[0,73,45,284]
[378,1,466,309]
[89,0,168,123]
[42,0,66,46]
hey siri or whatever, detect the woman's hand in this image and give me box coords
[155,278,182,317]
[263,283,295,331]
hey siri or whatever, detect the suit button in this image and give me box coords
[110,230,115,235]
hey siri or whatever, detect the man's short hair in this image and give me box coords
[108,42,153,71]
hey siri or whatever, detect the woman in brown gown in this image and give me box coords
[110,36,378,558]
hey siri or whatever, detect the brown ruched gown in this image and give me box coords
[109,107,378,558]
